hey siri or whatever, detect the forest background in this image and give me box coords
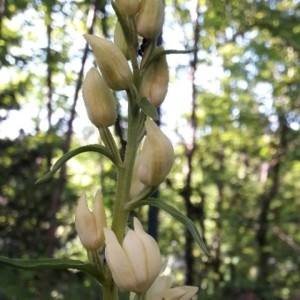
[0,0,300,299]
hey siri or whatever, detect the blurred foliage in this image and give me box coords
[1,0,300,299]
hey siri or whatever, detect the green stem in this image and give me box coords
[133,293,144,300]
[125,186,157,210]
[104,5,148,298]
[99,127,123,167]
[111,102,140,241]
[110,12,143,242]
[102,282,118,300]
[147,48,195,67]
[111,1,140,86]
[104,91,141,300]
[105,50,143,298]
[128,17,140,85]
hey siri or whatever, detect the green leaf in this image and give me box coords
[138,97,159,120]
[36,144,119,184]
[0,256,102,280]
[131,199,210,256]
[146,48,195,69]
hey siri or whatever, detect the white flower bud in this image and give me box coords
[82,68,117,128]
[116,0,140,16]
[104,218,161,293]
[114,21,129,60]
[136,0,164,40]
[140,52,169,106]
[154,286,199,300]
[84,34,133,91]
[138,119,174,186]
[129,154,146,200]
[75,190,107,250]
[130,275,199,300]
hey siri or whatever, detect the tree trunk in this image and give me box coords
[255,114,288,298]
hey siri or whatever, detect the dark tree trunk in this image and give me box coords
[255,114,288,298]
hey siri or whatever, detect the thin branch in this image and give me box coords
[272,226,300,252]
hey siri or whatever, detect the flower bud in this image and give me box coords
[131,276,199,300]
[82,68,117,128]
[84,34,133,91]
[136,0,164,40]
[116,0,140,16]
[129,155,146,200]
[156,286,198,300]
[75,190,107,250]
[138,119,174,186]
[114,21,129,60]
[104,218,161,293]
[140,51,169,106]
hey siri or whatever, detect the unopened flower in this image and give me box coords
[116,0,140,16]
[104,218,161,293]
[84,34,133,91]
[114,21,129,60]
[136,0,164,40]
[138,118,174,186]
[131,275,199,300]
[154,286,199,300]
[82,68,117,128]
[140,51,169,106]
[75,190,107,250]
[129,154,146,200]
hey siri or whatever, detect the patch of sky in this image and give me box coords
[254,82,274,116]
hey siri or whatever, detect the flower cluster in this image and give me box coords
[81,0,174,197]
[74,0,199,299]
[75,204,198,299]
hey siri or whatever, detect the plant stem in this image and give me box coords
[111,101,140,242]
[104,88,141,300]
[133,293,144,300]
[102,282,118,300]
[103,5,149,298]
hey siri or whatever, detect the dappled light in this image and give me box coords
[1,0,300,299]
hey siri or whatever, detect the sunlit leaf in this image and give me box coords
[130,198,210,256]
[0,256,102,281]
[36,144,119,184]
[138,97,159,120]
